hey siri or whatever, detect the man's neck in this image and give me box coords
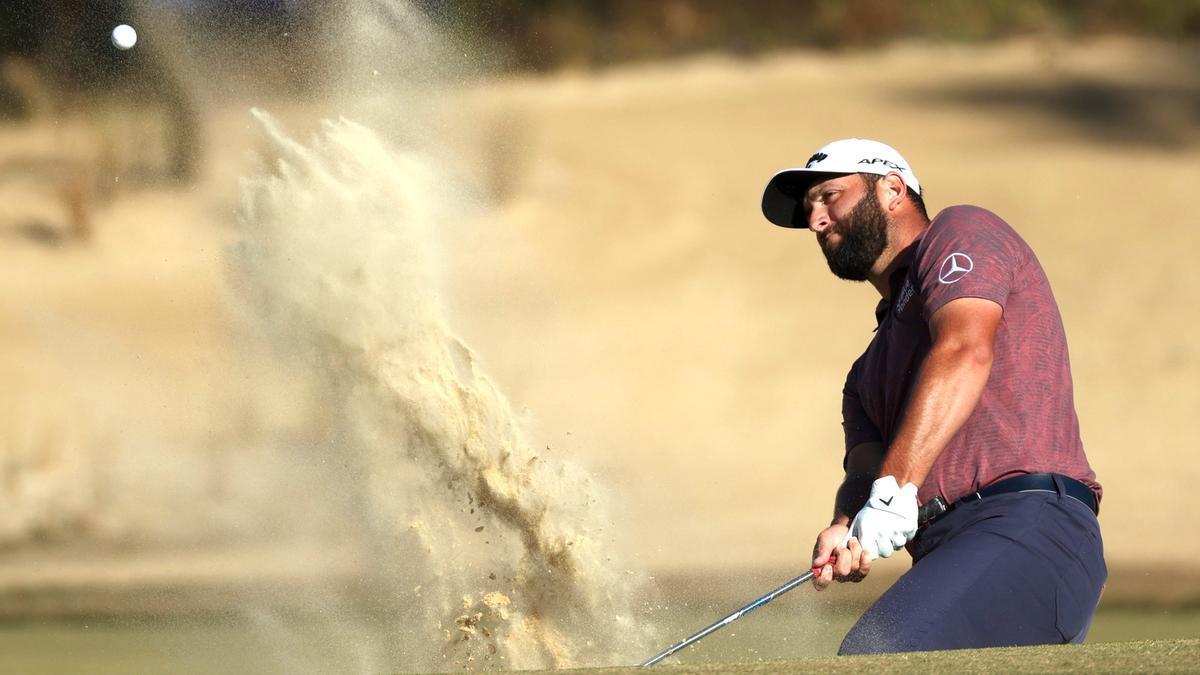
[869,215,931,299]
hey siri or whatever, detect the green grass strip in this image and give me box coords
[545,638,1200,674]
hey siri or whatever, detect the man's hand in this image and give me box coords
[846,475,919,559]
[810,522,872,591]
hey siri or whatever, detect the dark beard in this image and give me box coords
[820,187,889,281]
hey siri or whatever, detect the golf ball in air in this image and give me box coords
[111,24,137,50]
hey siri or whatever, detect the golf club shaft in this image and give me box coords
[640,569,816,666]
[641,497,949,666]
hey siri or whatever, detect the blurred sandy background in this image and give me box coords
[448,36,1200,574]
[0,0,1198,669]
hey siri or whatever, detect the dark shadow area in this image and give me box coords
[423,0,1200,72]
[909,76,1200,148]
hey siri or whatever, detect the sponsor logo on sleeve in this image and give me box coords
[937,252,974,284]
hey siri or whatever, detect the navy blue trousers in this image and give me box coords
[840,476,1107,654]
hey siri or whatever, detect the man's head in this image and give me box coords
[762,138,924,228]
[761,139,928,281]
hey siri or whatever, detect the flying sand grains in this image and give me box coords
[235,110,656,670]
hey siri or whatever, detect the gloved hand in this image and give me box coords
[841,476,919,560]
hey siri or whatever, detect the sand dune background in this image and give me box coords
[0,28,1197,638]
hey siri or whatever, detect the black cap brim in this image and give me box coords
[761,169,844,228]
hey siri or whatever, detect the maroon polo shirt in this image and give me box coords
[841,205,1102,507]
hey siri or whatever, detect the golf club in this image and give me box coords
[641,496,948,666]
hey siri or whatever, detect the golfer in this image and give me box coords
[761,139,1106,653]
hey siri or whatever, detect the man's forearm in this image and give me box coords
[832,470,875,525]
[880,334,993,487]
[833,442,885,524]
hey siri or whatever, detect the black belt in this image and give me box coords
[956,472,1098,514]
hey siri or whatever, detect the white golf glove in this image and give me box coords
[842,476,919,560]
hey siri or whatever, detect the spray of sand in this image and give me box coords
[231,108,652,669]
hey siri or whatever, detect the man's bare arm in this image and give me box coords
[812,442,883,589]
[815,297,999,584]
[880,297,1003,486]
[832,441,885,525]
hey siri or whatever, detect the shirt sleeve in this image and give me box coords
[915,205,1028,319]
[842,357,881,464]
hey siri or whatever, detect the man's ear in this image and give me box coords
[881,172,907,213]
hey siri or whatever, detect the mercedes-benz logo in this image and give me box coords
[937,252,974,284]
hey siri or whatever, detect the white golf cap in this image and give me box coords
[761,138,921,228]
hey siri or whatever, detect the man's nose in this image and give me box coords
[809,207,830,232]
